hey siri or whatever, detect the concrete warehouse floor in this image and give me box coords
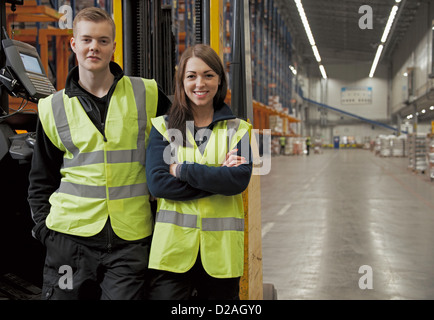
[260,149,434,300]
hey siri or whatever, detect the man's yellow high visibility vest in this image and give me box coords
[38,77,158,240]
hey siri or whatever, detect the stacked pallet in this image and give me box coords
[391,135,406,157]
[408,133,427,173]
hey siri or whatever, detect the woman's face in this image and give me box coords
[183,57,220,111]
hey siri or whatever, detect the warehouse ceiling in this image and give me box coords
[275,0,422,67]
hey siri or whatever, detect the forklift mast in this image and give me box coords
[0,0,10,115]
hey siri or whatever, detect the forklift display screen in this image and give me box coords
[20,53,43,74]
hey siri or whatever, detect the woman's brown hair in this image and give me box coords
[167,44,228,145]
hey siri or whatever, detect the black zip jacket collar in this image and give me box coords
[210,104,237,125]
[165,103,237,126]
[64,61,124,98]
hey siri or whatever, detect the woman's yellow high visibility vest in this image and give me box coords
[149,115,252,278]
[38,77,158,240]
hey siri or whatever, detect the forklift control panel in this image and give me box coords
[1,38,56,102]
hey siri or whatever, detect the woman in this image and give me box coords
[145,44,252,300]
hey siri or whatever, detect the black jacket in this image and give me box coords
[146,104,252,202]
[28,61,171,246]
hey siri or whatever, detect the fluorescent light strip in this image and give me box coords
[369,3,400,77]
[294,0,315,46]
[381,5,398,43]
[294,0,327,79]
[319,65,327,79]
[369,44,384,78]
[312,45,321,62]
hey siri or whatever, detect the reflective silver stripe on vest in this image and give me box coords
[156,210,198,229]
[57,182,149,199]
[52,91,80,159]
[202,217,244,231]
[57,181,106,198]
[156,210,244,231]
[109,182,149,199]
[106,149,141,163]
[129,77,147,164]
[63,150,105,168]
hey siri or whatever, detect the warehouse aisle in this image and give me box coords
[260,149,434,300]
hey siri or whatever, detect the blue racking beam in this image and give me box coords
[303,97,407,133]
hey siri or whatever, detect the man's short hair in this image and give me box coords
[73,7,116,40]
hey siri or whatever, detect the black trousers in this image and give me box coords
[41,230,150,300]
[148,254,240,300]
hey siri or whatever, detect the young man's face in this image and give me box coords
[70,20,116,74]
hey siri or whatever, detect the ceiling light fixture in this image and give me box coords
[369,44,384,78]
[319,65,327,79]
[369,3,401,77]
[294,0,327,79]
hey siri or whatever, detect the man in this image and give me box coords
[28,7,170,300]
[279,136,286,155]
[306,136,311,155]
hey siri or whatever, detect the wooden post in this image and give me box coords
[240,130,263,300]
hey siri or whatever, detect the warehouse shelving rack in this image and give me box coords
[427,133,434,181]
[247,0,300,138]
[249,0,293,114]
[408,133,428,173]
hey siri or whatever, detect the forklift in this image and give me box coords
[0,0,53,299]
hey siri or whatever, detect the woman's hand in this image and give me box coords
[169,163,178,177]
[222,149,246,167]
